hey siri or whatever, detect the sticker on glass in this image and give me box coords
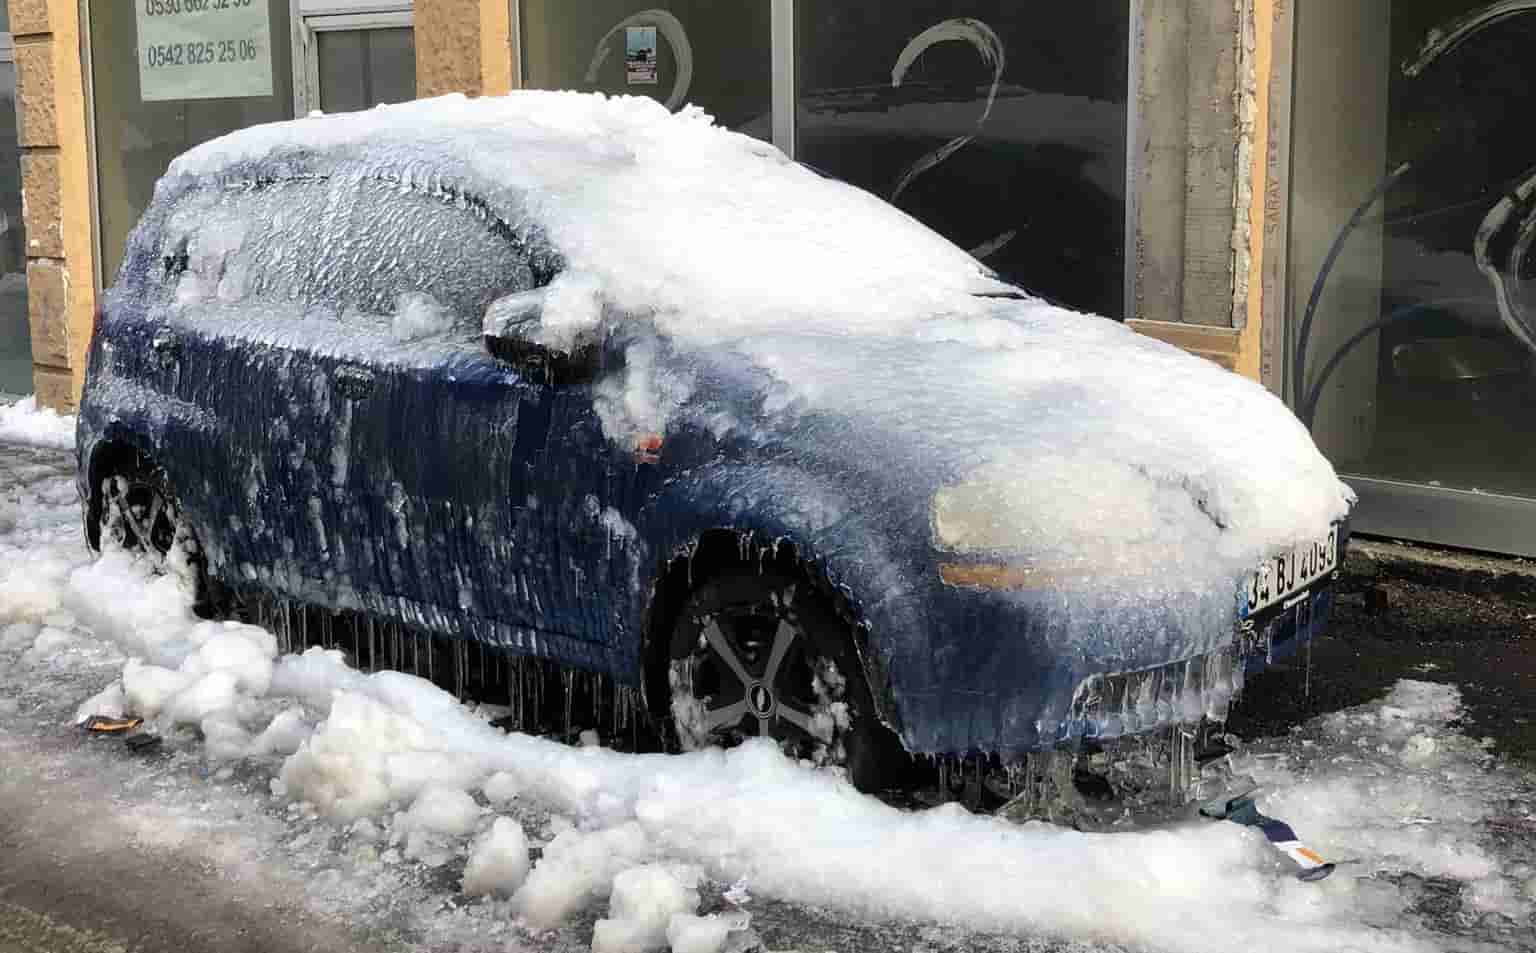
[135,0,275,102]
[626,26,658,86]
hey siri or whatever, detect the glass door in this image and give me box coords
[794,2,1131,319]
[1289,0,1536,555]
[0,33,30,398]
[518,1,773,140]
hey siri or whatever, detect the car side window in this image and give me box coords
[158,174,544,331]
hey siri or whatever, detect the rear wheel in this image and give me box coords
[97,459,217,614]
[667,570,890,790]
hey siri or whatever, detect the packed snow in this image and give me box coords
[3,442,1534,953]
[0,396,75,450]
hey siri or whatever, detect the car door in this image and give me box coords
[146,172,533,614]
[157,166,654,657]
[132,186,329,592]
[350,321,660,656]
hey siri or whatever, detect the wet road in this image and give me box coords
[1227,545,1536,769]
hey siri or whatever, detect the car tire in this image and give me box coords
[97,458,218,616]
[667,569,889,791]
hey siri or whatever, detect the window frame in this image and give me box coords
[293,9,415,116]
[0,29,26,400]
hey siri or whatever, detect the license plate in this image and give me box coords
[1242,527,1339,618]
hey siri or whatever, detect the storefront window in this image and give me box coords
[89,0,295,282]
[1290,2,1536,509]
[0,48,30,397]
[795,3,1129,319]
[314,25,415,114]
[519,1,772,137]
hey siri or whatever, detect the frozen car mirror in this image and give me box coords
[483,289,608,387]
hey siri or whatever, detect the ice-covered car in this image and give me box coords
[77,91,1353,790]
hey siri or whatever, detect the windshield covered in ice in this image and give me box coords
[158,175,539,331]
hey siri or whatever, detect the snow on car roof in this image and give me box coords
[168,91,1014,342]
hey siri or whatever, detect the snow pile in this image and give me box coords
[0,396,75,450]
[462,816,531,898]
[9,447,1532,953]
[10,555,1536,952]
[665,912,750,953]
[482,770,520,806]
[395,784,484,866]
[1233,681,1533,924]
[514,821,652,927]
[591,864,700,953]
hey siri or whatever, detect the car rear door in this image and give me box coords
[153,172,543,620]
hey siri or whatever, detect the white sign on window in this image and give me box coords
[135,0,274,102]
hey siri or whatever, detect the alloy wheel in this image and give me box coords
[669,574,851,764]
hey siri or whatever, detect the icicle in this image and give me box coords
[562,670,575,736]
[455,641,467,700]
[1304,637,1313,702]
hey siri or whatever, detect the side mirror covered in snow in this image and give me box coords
[482,288,610,387]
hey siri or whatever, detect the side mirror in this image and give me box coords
[482,289,609,387]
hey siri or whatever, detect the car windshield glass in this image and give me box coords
[162,174,536,328]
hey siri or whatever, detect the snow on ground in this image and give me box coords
[3,442,1535,953]
[0,396,74,450]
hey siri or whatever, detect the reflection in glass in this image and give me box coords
[88,0,295,282]
[0,60,30,396]
[796,3,1129,319]
[317,28,415,115]
[1292,0,1536,500]
[520,0,771,137]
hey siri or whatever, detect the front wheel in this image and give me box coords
[667,570,891,791]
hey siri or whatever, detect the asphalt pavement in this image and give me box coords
[1227,538,1536,769]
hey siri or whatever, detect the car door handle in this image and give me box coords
[151,329,180,368]
[334,364,375,399]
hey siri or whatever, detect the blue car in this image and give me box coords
[77,93,1352,791]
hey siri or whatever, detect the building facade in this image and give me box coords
[4,0,1530,558]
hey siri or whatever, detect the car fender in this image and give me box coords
[635,461,933,737]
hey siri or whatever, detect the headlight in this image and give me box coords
[931,478,1021,553]
[932,479,1102,589]
[930,464,1215,591]
[937,561,1098,591]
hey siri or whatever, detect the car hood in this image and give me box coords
[634,297,1353,601]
